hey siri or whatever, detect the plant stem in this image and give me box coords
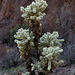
[29,20,41,60]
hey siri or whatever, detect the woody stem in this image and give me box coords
[29,20,41,60]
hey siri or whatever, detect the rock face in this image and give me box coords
[0,45,20,68]
[52,64,75,75]
[0,0,75,63]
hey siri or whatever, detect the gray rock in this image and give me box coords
[0,72,4,75]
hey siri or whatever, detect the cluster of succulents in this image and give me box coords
[31,61,44,73]
[39,32,64,48]
[14,0,64,75]
[14,28,34,59]
[40,47,63,69]
[31,32,64,74]
[20,0,48,21]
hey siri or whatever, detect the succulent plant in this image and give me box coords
[20,0,48,21]
[14,0,64,75]
[39,31,64,48]
[14,28,34,59]
[31,44,64,74]
[22,72,30,75]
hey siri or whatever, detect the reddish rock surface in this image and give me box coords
[0,0,75,63]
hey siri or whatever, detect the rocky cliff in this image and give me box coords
[0,0,75,63]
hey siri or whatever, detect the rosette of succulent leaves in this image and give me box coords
[31,32,64,74]
[14,28,34,59]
